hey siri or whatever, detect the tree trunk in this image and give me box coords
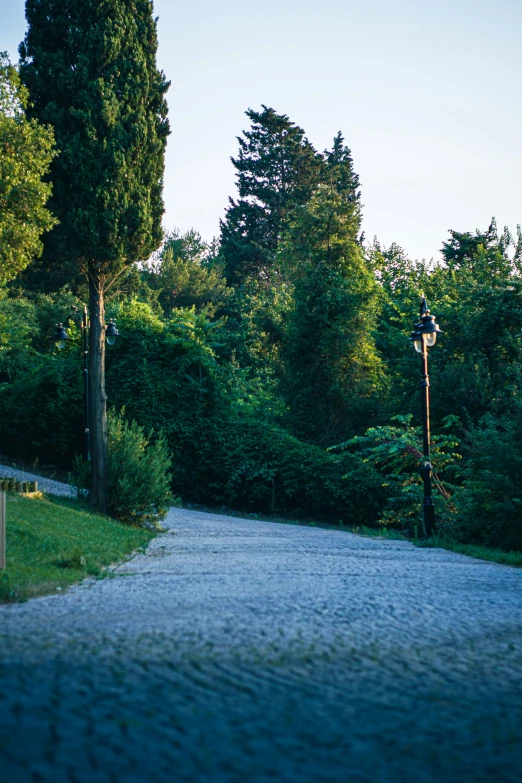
[89,266,108,513]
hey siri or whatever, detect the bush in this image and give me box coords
[0,354,83,465]
[330,415,460,531]
[216,418,387,523]
[445,415,522,550]
[0,289,84,466]
[106,409,175,528]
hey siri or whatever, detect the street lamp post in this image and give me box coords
[410,297,442,537]
[54,307,119,462]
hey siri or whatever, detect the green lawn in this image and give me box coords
[0,493,155,602]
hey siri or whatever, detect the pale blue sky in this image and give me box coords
[3,0,522,261]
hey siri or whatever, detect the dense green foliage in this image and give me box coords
[280,186,383,444]
[445,415,522,550]
[332,415,461,533]
[106,409,173,528]
[2,90,521,550]
[0,53,57,286]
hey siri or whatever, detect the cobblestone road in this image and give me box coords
[1,507,521,782]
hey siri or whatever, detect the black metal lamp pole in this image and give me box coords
[410,298,442,538]
[54,309,119,463]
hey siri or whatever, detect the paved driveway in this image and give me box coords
[1,507,521,782]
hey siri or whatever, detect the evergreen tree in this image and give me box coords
[19,0,169,510]
[324,131,361,206]
[220,109,362,288]
[280,185,384,445]
[0,53,57,286]
[220,106,323,286]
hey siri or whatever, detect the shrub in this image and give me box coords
[106,409,175,528]
[0,354,83,465]
[445,414,522,550]
[331,415,460,531]
[178,416,388,524]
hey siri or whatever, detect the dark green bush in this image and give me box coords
[0,289,83,466]
[330,415,460,531]
[443,415,522,550]
[0,355,83,465]
[215,417,387,523]
[103,302,386,523]
[70,410,175,528]
[106,409,175,529]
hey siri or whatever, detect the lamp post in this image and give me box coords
[54,306,119,462]
[410,297,442,537]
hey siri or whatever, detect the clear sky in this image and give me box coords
[3,0,522,261]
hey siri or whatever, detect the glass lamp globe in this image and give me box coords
[54,323,68,350]
[425,332,437,347]
[105,321,119,346]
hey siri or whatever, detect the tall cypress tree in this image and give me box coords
[19,0,170,510]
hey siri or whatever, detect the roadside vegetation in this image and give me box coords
[1,13,521,558]
[416,538,522,568]
[0,493,154,603]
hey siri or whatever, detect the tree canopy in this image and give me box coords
[3,78,522,549]
[0,53,57,287]
[19,0,170,280]
[220,106,360,287]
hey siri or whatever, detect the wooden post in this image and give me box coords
[0,491,5,570]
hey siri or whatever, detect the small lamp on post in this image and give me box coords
[54,323,69,351]
[410,297,442,537]
[105,320,119,346]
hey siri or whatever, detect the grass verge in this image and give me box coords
[415,536,522,567]
[0,493,155,603]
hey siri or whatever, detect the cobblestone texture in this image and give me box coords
[1,504,522,782]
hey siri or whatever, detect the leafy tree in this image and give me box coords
[423,221,522,427]
[19,0,170,510]
[280,186,384,444]
[367,240,429,421]
[0,53,57,287]
[144,229,231,315]
[219,111,365,431]
[441,219,513,274]
[332,414,460,531]
[323,131,361,205]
